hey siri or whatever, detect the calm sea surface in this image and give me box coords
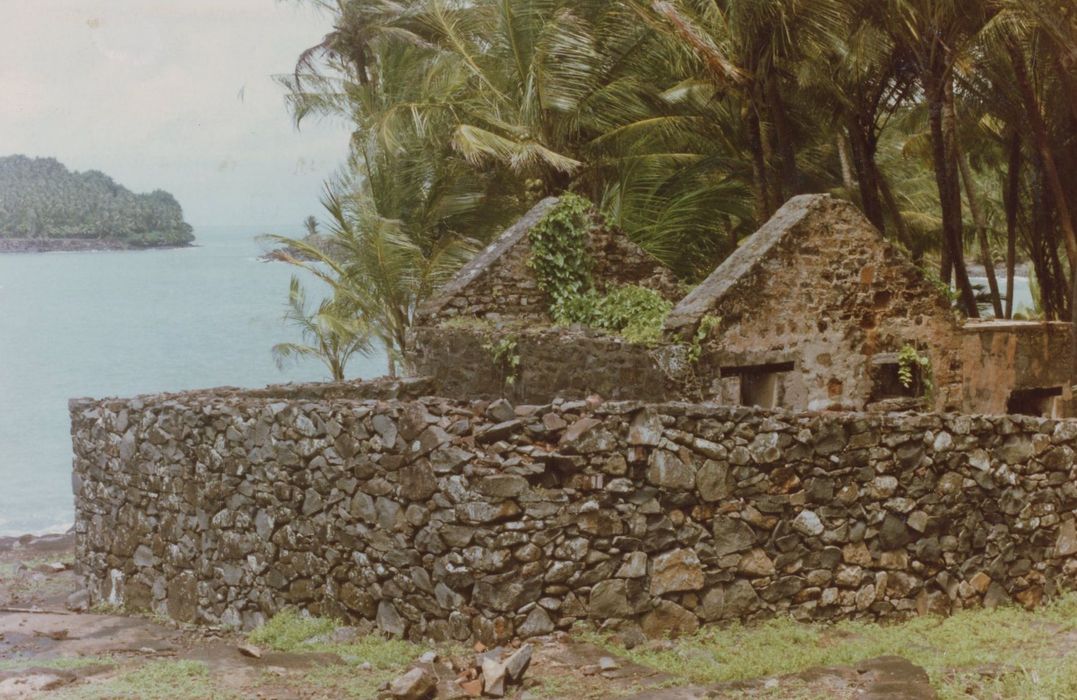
[0,226,384,536]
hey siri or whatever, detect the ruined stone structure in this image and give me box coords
[72,380,1077,642]
[410,194,1075,417]
[415,198,681,327]
[70,193,1077,646]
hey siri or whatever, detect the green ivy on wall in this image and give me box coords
[898,343,933,398]
[557,285,673,344]
[528,194,672,344]
[483,335,521,387]
[527,193,595,318]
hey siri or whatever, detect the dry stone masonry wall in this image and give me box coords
[71,382,1077,644]
[408,327,677,403]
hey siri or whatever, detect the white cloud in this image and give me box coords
[0,0,351,226]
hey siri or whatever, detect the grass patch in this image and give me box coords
[301,663,399,699]
[531,674,594,698]
[250,609,445,699]
[0,655,111,672]
[248,608,427,669]
[594,594,1077,700]
[53,660,229,700]
[248,608,338,652]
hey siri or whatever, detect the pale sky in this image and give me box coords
[0,1,352,227]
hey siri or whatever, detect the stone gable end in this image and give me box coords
[415,196,678,326]
[666,195,962,411]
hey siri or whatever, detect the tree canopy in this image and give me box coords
[0,155,194,247]
[275,0,1077,378]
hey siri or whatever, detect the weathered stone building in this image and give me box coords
[410,194,1075,417]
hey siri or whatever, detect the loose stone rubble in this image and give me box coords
[71,380,1077,644]
[379,643,533,699]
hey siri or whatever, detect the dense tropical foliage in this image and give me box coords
[274,0,1077,377]
[0,155,194,247]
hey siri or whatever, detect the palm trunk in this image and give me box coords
[879,168,918,260]
[837,132,855,197]
[847,120,886,232]
[757,103,783,210]
[1009,42,1077,366]
[1003,133,1022,319]
[957,147,1003,317]
[1010,43,1077,267]
[767,78,799,199]
[927,74,978,317]
[746,107,773,219]
[1029,177,1057,317]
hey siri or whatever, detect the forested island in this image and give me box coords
[0,155,194,252]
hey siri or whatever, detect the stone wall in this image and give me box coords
[958,322,1075,416]
[72,383,1077,643]
[408,326,679,404]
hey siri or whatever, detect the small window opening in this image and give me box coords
[870,354,921,401]
[1007,387,1063,417]
[720,362,795,409]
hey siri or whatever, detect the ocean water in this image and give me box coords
[969,276,1035,317]
[0,226,385,536]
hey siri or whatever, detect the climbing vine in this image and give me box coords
[528,194,675,344]
[527,193,595,318]
[687,314,722,363]
[898,344,933,397]
[483,334,521,389]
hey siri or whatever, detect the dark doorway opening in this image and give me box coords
[1007,387,1063,417]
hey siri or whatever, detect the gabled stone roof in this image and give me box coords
[664,194,847,339]
[416,197,559,320]
[415,196,679,325]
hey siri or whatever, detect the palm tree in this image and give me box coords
[269,172,479,377]
[881,0,992,317]
[278,0,1077,335]
[273,276,372,382]
[283,0,752,275]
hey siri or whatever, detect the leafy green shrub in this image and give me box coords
[557,285,673,344]
[528,195,674,343]
[483,334,521,387]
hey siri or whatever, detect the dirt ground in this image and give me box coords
[0,533,936,699]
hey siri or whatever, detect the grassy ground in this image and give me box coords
[596,593,1077,699]
[6,564,1077,700]
[0,656,110,673]
[247,608,440,698]
[52,660,228,700]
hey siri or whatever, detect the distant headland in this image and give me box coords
[0,155,194,252]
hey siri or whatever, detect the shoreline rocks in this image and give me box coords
[0,238,193,254]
